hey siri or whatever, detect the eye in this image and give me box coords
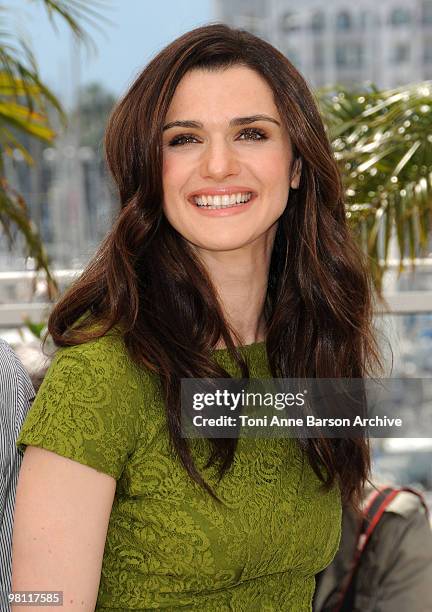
[237,128,267,141]
[167,127,268,146]
[168,133,199,146]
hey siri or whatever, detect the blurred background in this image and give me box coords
[2,0,432,500]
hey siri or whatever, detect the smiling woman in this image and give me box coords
[12,23,382,612]
[162,66,300,252]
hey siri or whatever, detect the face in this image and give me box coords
[161,65,301,253]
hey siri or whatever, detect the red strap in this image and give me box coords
[332,485,429,612]
[356,487,400,555]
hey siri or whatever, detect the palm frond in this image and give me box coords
[32,0,113,52]
[0,178,58,299]
[0,1,110,298]
[318,81,432,291]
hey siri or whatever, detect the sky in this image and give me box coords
[10,0,214,104]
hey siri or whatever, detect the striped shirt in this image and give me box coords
[0,339,35,609]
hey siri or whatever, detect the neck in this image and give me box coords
[195,232,274,348]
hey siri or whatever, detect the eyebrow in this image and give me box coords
[162,114,281,131]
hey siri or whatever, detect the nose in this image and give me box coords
[200,137,241,181]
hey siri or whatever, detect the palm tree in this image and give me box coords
[0,0,109,298]
[318,81,432,291]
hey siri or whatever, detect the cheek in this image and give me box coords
[162,157,191,226]
[247,147,291,194]
[162,156,176,193]
[162,155,195,218]
[263,151,291,189]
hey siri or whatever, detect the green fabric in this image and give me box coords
[17,330,341,611]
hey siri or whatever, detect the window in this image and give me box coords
[389,8,412,26]
[283,45,301,68]
[280,11,300,33]
[335,44,363,68]
[392,43,411,63]
[359,11,369,29]
[311,11,325,32]
[422,1,432,25]
[424,40,432,62]
[336,11,352,31]
[336,45,347,67]
[313,42,324,68]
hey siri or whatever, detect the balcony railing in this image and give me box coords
[1,262,432,327]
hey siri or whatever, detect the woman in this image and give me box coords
[12,24,382,611]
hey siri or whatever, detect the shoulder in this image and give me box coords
[48,329,148,390]
[0,338,35,433]
[37,329,159,423]
[385,489,428,520]
[0,336,16,365]
[52,329,130,365]
[364,482,428,521]
[17,330,156,479]
[0,338,34,392]
[29,325,163,414]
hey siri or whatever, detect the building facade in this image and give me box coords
[214,0,432,89]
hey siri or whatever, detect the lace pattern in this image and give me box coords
[17,333,341,611]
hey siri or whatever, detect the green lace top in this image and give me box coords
[17,330,341,611]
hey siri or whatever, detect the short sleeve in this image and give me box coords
[16,334,143,480]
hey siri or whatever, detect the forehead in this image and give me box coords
[165,66,279,124]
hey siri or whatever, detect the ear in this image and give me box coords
[290,158,302,190]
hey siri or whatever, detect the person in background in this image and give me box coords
[0,339,35,610]
[313,481,432,612]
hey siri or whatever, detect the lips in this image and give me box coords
[187,186,257,203]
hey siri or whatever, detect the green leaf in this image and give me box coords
[0,1,110,296]
[0,179,58,299]
[22,317,46,339]
[319,80,432,287]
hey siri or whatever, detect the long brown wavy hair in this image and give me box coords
[47,23,383,507]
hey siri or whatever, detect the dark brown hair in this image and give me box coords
[47,23,383,507]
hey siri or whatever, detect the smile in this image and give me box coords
[193,192,253,209]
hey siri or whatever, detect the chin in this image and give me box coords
[189,235,259,253]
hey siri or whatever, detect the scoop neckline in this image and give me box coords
[212,340,266,354]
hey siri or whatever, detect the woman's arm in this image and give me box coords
[12,446,116,612]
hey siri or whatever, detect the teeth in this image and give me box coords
[193,192,253,208]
